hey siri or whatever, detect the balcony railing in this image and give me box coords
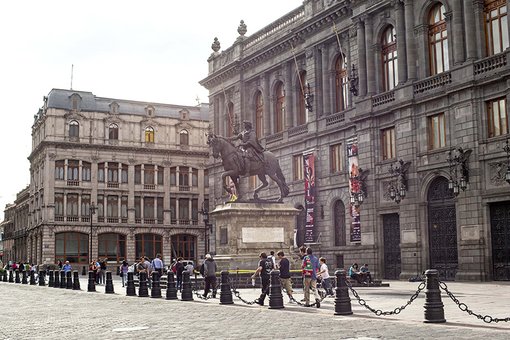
[144,184,156,190]
[67,216,79,222]
[288,124,308,137]
[372,90,395,107]
[55,216,64,222]
[81,216,90,222]
[98,217,104,222]
[107,217,119,223]
[179,185,190,192]
[325,112,345,127]
[413,72,452,94]
[474,53,507,75]
[67,180,79,186]
[266,132,284,143]
[107,182,119,188]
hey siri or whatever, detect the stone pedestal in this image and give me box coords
[211,202,299,270]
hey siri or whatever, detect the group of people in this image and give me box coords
[89,258,108,285]
[348,263,373,284]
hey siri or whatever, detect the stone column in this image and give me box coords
[452,0,465,65]
[365,15,376,95]
[403,0,417,80]
[285,61,293,129]
[464,0,477,60]
[262,74,271,135]
[395,0,408,84]
[473,1,486,58]
[356,19,367,97]
[444,11,454,70]
[321,44,330,115]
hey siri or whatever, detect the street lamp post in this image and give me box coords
[199,202,212,255]
[89,203,97,264]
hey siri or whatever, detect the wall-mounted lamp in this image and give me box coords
[503,139,510,185]
[447,147,472,196]
[348,64,359,96]
[304,83,314,112]
[387,160,411,204]
[350,168,368,208]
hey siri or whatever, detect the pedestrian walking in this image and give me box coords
[277,251,294,303]
[151,254,164,276]
[202,254,217,298]
[302,247,321,308]
[119,260,129,287]
[252,252,274,306]
[318,257,333,296]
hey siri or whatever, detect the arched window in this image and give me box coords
[145,126,154,143]
[275,82,285,133]
[255,91,264,138]
[171,234,196,261]
[55,232,88,264]
[109,123,119,140]
[382,26,398,91]
[429,3,449,75]
[135,233,162,260]
[180,130,189,145]
[297,71,307,126]
[226,102,234,138]
[334,200,346,246]
[69,120,79,138]
[335,54,349,112]
[98,233,126,263]
[485,0,509,55]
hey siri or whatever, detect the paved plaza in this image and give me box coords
[0,277,509,339]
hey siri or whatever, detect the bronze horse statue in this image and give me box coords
[207,134,289,202]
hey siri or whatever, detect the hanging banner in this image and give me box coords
[303,152,316,243]
[347,137,361,242]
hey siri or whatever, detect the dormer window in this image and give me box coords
[145,105,155,117]
[145,126,155,143]
[69,120,79,138]
[109,102,119,114]
[180,129,189,145]
[70,93,81,111]
[180,109,190,120]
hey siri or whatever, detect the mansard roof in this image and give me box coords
[46,88,208,120]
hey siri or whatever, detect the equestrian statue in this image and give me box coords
[207,120,289,202]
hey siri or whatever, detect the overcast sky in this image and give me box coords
[0,0,302,219]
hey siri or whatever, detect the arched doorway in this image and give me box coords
[427,176,457,281]
[383,213,401,280]
[490,201,510,281]
[171,234,196,262]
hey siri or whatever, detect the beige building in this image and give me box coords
[13,88,211,268]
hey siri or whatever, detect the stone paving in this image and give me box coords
[1,276,509,339]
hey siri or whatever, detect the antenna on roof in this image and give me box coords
[195,95,200,106]
[70,64,74,90]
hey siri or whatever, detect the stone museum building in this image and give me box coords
[3,89,210,268]
[200,0,510,281]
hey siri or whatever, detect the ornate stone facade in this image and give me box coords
[201,0,510,281]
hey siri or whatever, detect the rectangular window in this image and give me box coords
[82,162,91,182]
[192,168,198,186]
[144,197,155,219]
[107,195,118,218]
[144,165,155,185]
[55,161,65,180]
[179,167,189,186]
[98,163,105,183]
[135,165,141,184]
[330,143,343,173]
[157,166,164,185]
[121,164,128,183]
[170,198,176,222]
[487,97,508,138]
[81,194,90,217]
[55,193,64,216]
[485,2,509,55]
[67,160,79,181]
[157,197,164,222]
[97,195,104,217]
[192,198,198,222]
[134,196,141,219]
[428,113,446,149]
[293,155,304,181]
[220,228,228,245]
[170,167,177,186]
[381,127,396,160]
[107,162,118,183]
[179,198,189,220]
[67,194,78,216]
[121,196,128,218]
[203,169,209,188]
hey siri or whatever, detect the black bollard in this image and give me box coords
[116,266,120,276]
[21,270,28,284]
[126,272,136,296]
[82,266,86,276]
[166,271,178,300]
[9,270,14,283]
[268,270,284,309]
[105,271,114,294]
[53,270,60,288]
[423,269,446,323]
[48,270,54,287]
[66,271,73,289]
[38,270,46,286]
[15,270,20,283]
[60,271,66,288]
[334,270,353,315]
[138,272,149,297]
[219,270,234,305]
[87,271,96,292]
[72,271,81,290]
[2,271,7,282]
[29,271,37,285]
[151,272,162,298]
[180,271,193,301]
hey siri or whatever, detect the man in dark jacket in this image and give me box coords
[175,258,184,292]
[202,254,217,298]
[252,252,274,306]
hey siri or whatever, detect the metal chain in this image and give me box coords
[285,286,328,307]
[191,276,212,300]
[229,278,258,305]
[347,280,426,316]
[439,281,510,323]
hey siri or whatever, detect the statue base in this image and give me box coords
[211,202,300,270]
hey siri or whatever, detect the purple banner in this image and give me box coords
[347,137,361,242]
[303,152,316,243]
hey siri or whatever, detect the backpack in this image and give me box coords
[302,255,313,276]
[171,262,177,274]
[199,263,205,277]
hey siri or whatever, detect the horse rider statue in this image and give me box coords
[228,120,264,175]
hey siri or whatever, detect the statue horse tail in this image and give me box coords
[275,161,289,198]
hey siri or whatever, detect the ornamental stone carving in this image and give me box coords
[238,20,247,36]
[211,37,221,53]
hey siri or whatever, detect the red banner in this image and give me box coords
[347,137,361,242]
[303,152,316,243]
